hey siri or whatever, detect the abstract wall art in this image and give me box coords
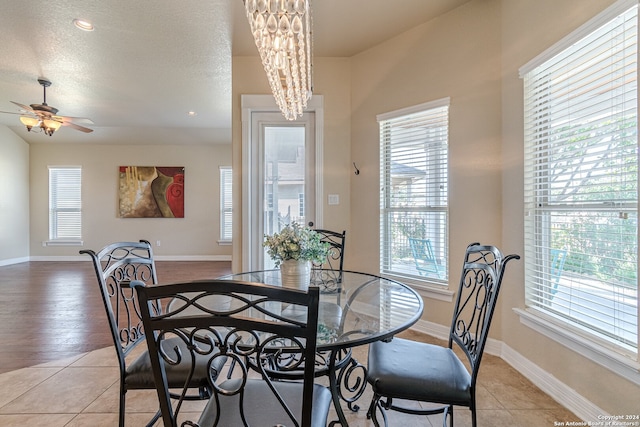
[119,166,185,218]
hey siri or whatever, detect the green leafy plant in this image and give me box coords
[264,222,330,267]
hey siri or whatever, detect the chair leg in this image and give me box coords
[146,409,161,427]
[366,395,377,420]
[366,394,388,427]
[442,404,454,427]
[119,384,126,427]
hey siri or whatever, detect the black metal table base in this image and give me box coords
[327,348,368,426]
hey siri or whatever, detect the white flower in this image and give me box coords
[263,222,330,267]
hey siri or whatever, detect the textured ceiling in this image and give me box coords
[0,0,470,145]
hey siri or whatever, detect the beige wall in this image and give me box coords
[29,143,232,259]
[350,0,504,328]
[501,0,637,415]
[0,126,29,263]
[347,0,637,415]
[232,56,352,272]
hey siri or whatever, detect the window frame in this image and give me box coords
[519,0,639,365]
[378,98,450,286]
[48,166,82,244]
[219,166,233,243]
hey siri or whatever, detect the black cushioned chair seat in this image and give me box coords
[367,337,471,405]
[198,378,332,427]
[126,337,225,389]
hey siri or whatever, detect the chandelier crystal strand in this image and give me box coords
[245,0,312,120]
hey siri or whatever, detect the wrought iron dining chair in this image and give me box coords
[132,279,333,427]
[80,241,225,427]
[310,229,346,293]
[366,243,520,427]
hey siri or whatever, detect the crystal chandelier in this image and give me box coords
[244,0,312,120]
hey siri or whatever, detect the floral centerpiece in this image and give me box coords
[264,222,330,290]
[263,222,330,267]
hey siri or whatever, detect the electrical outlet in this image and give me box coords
[156,240,161,247]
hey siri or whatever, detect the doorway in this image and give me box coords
[241,95,324,271]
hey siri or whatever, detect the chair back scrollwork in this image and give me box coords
[450,243,520,377]
[310,229,346,293]
[81,240,159,364]
[133,279,329,427]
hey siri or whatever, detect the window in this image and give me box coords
[220,166,233,242]
[378,98,449,283]
[521,0,638,352]
[48,166,82,241]
[298,193,304,217]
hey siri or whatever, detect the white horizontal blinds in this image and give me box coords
[49,167,82,240]
[220,167,233,241]
[523,2,638,349]
[379,99,449,282]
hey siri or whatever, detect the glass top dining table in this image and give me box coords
[217,269,424,351]
[216,269,423,426]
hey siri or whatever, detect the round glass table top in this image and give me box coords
[218,269,424,350]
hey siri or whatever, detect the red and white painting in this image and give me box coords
[119,166,184,218]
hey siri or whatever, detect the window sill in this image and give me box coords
[514,307,640,386]
[217,240,232,246]
[43,240,83,247]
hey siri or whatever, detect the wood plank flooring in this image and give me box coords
[0,261,231,374]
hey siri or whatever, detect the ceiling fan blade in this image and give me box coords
[54,115,94,125]
[10,101,35,112]
[61,121,94,133]
[0,110,33,116]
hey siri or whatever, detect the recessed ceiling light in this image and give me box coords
[187,111,197,117]
[73,19,94,31]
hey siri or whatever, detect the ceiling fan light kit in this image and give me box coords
[1,77,94,136]
[244,0,313,121]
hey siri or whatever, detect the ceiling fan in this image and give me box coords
[0,77,93,136]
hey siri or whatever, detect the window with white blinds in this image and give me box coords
[378,98,449,283]
[521,0,638,351]
[49,166,82,241]
[220,166,233,242]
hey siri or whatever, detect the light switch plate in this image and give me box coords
[328,194,339,205]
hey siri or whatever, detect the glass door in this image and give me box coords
[251,112,316,269]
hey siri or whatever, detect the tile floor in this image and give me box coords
[0,331,580,427]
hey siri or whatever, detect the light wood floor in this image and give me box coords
[0,260,231,374]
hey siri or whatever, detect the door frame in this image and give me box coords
[241,94,324,271]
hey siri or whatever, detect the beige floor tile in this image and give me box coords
[0,367,62,408]
[0,367,118,414]
[473,408,521,427]
[82,382,158,414]
[0,413,75,426]
[34,354,85,369]
[509,408,583,426]
[0,330,581,426]
[65,412,158,427]
[69,347,117,368]
[474,384,504,410]
[63,412,119,427]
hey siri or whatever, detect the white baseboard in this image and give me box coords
[0,256,30,267]
[19,255,233,262]
[411,319,601,421]
[501,344,607,421]
[154,255,232,261]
